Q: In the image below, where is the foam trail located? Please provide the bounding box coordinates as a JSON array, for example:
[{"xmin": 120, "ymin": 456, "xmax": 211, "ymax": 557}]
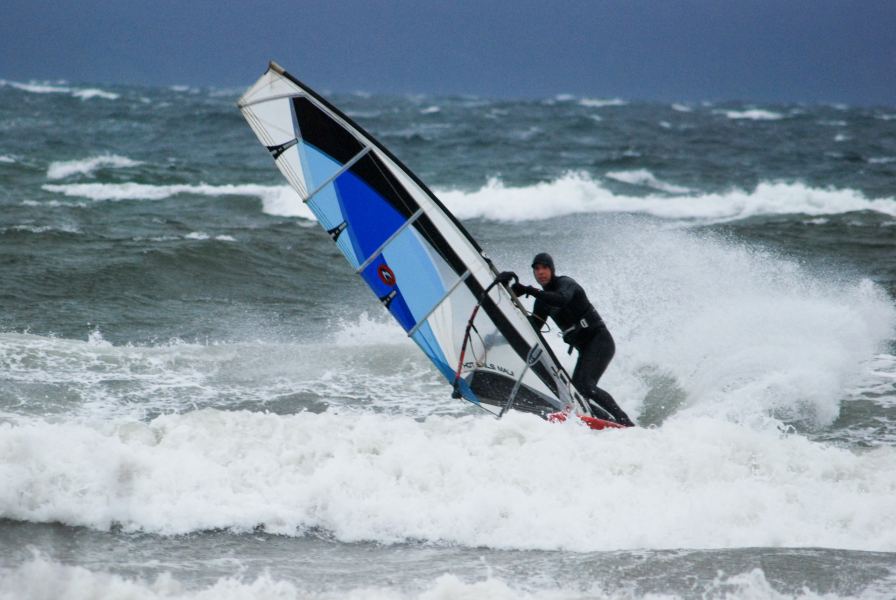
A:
[
  {"xmin": 41, "ymin": 182, "xmax": 311, "ymax": 218},
  {"xmin": 46, "ymin": 155, "xmax": 142, "ymax": 180},
  {"xmin": 0, "ymin": 556, "xmax": 852, "ymax": 600},
  {"xmin": 184, "ymin": 232, "xmax": 236, "ymax": 241}
]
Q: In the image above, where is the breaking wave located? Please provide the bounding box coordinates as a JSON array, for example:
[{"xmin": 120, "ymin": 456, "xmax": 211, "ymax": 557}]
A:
[
  {"xmin": 0, "ymin": 79, "xmax": 119, "ymax": 100},
  {"xmin": 46, "ymin": 155, "xmax": 142, "ymax": 180},
  {"xmin": 716, "ymin": 109, "xmax": 785, "ymax": 121},
  {"xmin": 40, "ymin": 182, "xmax": 311, "ymax": 218},
  {"xmin": 435, "ymin": 173, "xmax": 896, "ymax": 222},
  {"xmin": 2, "ymin": 409, "xmax": 896, "ymax": 552}
]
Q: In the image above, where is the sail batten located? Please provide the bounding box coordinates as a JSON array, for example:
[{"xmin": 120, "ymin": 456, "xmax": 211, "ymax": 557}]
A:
[{"xmin": 304, "ymin": 146, "xmax": 371, "ymax": 204}]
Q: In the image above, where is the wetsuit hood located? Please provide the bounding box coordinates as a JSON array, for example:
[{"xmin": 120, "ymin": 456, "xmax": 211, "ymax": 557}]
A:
[{"xmin": 531, "ymin": 252, "xmax": 554, "ymax": 272}]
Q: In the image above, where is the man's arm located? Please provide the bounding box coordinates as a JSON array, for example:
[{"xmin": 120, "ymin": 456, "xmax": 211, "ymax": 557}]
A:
[
  {"xmin": 528, "ymin": 277, "xmax": 578, "ymax": 308},
  {"xmin": 529, "ymin": 300, "xmax": 549, "ymax": 331}
]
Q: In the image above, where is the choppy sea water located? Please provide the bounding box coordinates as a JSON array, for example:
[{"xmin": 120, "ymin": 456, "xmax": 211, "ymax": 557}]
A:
[{"xmin": 1, "ymin": 77, "xmax": 895, "ymax": 599}]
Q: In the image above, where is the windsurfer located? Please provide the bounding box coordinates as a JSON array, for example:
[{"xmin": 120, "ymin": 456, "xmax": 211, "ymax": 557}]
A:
[{"xmin": 501, "ymin": 253, "xmax": 635, "ymax": 426}]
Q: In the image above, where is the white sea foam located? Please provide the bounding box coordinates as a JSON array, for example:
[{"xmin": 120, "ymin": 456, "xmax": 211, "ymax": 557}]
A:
[
  {"xmin": 2, "ymin": 80, "xmax": 70, "ymax": 94},
  {"xmin": 558, "ymin": 225, "xmax": 895, "ymax": 430},
  {"xmin": 0, "ymin": 155, "xmax": 15, "ymax": 164},
  {"xmin": 671, "ymin": 103, "xmax": 693, "ymax": 113},
  {"xmin": 0, "ymin": 333, "xmax": 240, "ymax": 419},
  {"xmin": 420, "ymin": 105, "xmax": 440, "ymax": 114},
  {"xmin": 849, "ymin": 354, "xmax": 896, "ymax": 404},
  {"xmin": 717, "ymin": 109, "xmax": 784, "ymax": 121},
  {"xmin": 0, "ymin": 556, "xmax": 302, "ymax": 600},
  {"xmin": 604, "ymin": 169, "xmax": 694, "ymax": 194},
  {"xmin": 71, "ymin": 88, "xmax": 120, "ymax": 101},
  {"xmin": 46, "ymin": 154, "xmax": 142, "ymax": 180},
  {"xmin": 868, "ymin": 157, "xmax": 896, "ymax": 164},
  {"xmin": 330, "ymin": 311, "xmax": 410, "ymax": 347},
  {"xmin": 35, "ymin": 174, "xmax": 896, "ymax": 228},
  {"xmin": 1, "ymin": 409, "xmax": 895, "ymax": 552},
  {"xmin": 578, "ymin": 97, "xmax": 627, "ymax": 108},
  {"xmin": 183, "ymin": 232, "xmax": 237, "ymax": 242},
  {"xmin": 6, "ymin": 224, "xmax": 80, "ymax": 235},
  {"xmin": 1, "ymin": 79, "xmax": 118, "ymax": 101},
  {"xmin": 0, "ymin": 557, "xmax": 862, "ymax": 600},
  {"xmin": 0, "ymin": 324, "xmax": 434, "ymax": 422},
  {"xmin": 435, "ymin": 173, "xmax": 896, "ymax": 222},
  {"xmin": 40, "ymin": 182, "xmax": 311, "ymax": 218},
  {"xmin": 1, "ymin": 220, "xmax": 894, "ymax": 551}
]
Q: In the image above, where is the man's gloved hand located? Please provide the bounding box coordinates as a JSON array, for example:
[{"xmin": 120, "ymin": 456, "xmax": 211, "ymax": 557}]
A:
[
  {"xmin": 511, "ymin": 282, "xmax": 537, "ymax": 297},
  {"xmin": 495, "ymin": 271, "xmax": 517, "ymax": 285}
]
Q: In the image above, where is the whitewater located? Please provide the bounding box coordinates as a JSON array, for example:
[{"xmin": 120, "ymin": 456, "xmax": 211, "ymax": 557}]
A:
[{"xmin": 1, "ymin": 79, "xmax": 896, "ymax": 598}]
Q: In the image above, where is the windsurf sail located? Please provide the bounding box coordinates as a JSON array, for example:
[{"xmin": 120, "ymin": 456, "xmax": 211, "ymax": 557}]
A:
[{"xmin": 238, "ymin": 61, "xmax": 605, "ymax": 422}]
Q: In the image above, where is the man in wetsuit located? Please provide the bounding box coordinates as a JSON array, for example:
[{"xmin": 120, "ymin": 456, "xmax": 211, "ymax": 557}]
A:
[{"xmin": 504, "ymin": 253, "xmax": 635, "ymax": 426}]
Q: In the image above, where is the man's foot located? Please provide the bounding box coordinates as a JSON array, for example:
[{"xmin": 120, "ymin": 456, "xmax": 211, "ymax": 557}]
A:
[{"xmin": 589, "ymin": 396, "xmax": 635, "ymax": 427}]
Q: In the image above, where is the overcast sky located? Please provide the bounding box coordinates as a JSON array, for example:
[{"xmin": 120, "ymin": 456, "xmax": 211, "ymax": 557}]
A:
[{"xmin": 2, "ymin": 0, "xmax": 894, "ymax": 105}]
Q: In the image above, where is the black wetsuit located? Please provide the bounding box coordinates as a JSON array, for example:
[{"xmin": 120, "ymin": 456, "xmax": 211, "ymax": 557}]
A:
[{"xmin": 529, "ymin": 275, "xmax": 634, "ymax": 426}]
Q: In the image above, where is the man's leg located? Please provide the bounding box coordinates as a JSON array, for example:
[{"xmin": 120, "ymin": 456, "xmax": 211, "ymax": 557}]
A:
[
  {"xmin": 588, "ymin": 388, "xmax": 635, "ymax": 427},
  {"xmin": 572, "ymin": 329, "xmax": 635, "ymax": 426}
]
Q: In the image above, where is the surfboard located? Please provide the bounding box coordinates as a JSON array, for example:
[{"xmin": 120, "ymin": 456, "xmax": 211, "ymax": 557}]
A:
[{"xmin": 238, "ymin": 61, "xmax": 622, "ymax": 430}]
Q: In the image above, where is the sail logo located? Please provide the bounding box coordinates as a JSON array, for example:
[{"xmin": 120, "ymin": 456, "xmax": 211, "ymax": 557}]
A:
[
  {"xmin": 377, "ymin": 264, "xmax": 396, "ymax": 286},
  {"xmin": 463, "ymin": 361, "xmax": 515, "ymax": 377}
]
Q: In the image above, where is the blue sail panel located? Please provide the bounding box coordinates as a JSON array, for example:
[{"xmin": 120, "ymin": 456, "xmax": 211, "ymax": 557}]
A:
[
  {"xmin": 358, "ymin": 256, "xmax": 416, "ymax": 331},
  {"xmin": 304, "ymin": 181, "xmax": 360, "ymax": 268},
  {"xmin": 299, "ymin": 142, "xmax": 344, "ymax": 198},
  {"xmin": 334, "ymin": 161, "xmax": 409, "ymax": 263},
  {"xmin": 381, "ymin": 229, "xmax": 446, "ymax": 318}
]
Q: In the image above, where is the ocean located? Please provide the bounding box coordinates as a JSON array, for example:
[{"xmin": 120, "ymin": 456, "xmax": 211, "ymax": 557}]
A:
[{"xmin": 1, "ymin": 76, "xmax": 895, "ymax": 599}]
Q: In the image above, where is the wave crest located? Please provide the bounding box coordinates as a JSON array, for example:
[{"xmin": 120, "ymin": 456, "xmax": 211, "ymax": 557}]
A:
[
  {"xmin": 3, "ymin": 410, "xmax": 896, "ymax": 551},
  {"xmin": 46, "ymin": 154, "xmax": 142, "ymax": 180},
  {"xmin": 435, "ymin": 173, "xmax": 896, "ymax": 222}
]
